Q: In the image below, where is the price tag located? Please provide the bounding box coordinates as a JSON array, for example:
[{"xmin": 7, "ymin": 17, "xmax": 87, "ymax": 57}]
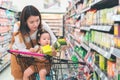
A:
[
  {"xmin": 97, "ymin": 70, "xmax": 101, "ymax": 76},
  {"xmin": 97, "ymin": 47, "xmax": 101, "ymax": 53},
  {"xmin": 100, "ymin": 73, "xmax": 103, "ymax": 77},
  {"xmin": 101, "ymin": 74, "xmax": 106, "ymax": 80},
  {"xmin": 103, "ymin": 26, "xmax": 106, "ymax": 31},
  {"xmin": 113, "ymin": 15, "xmax": 120, "ymax": 21},
  {"xmin": 107, "ymin": 26, "xmax": 110, "ymax": 31}
]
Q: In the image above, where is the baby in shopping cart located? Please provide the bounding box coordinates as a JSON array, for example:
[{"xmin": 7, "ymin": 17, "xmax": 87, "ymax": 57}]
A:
[{"xmin": 23, "ymin": 29, "xmax": 57, "ymax": 80}]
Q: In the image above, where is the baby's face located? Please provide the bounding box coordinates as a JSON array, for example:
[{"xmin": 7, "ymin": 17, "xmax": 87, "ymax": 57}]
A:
[{"xmin": 39, "ymin": 33, "xmax": 50, "ymax": 46}]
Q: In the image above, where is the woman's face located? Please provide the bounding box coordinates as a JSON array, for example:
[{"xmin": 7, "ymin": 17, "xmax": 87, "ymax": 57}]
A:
[{"xmin": 26, "ymin": 16, "xmax": 40, "ymax": 33}]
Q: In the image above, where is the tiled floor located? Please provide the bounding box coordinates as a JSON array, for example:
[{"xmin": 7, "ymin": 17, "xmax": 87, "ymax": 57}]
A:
[{"xmin": 0, "ymin": 65, "xmax": 14, "ymax": 80}]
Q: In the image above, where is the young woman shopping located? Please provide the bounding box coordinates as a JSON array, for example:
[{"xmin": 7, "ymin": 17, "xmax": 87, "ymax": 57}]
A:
[{"xmin": 10, "ymin": 5, "xmax": 57, "ymax": 80}]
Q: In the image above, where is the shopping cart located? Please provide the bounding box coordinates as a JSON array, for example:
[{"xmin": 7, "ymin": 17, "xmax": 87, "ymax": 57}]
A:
[
  {"xmin": 8, "ymin": 37, "xmax": 88, "ymax": 80},
  {"xmin": 8, "ymin": 49, "xmax": 87, "ymax": 80},
  {"xmin": 8, "ymin": 50, "xmax": 55, "ymax": 80}
]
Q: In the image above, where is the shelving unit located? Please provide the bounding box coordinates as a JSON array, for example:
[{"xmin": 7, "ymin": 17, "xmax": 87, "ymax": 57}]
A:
[
  {"xmin": 41, "ymin": 13, "xmax": 63, "ymax": 37},
  {"xmin": 63, "ymin": 0, "xmax": 120, "ymax": 80},
  {"xmin": 0, "ymin": 0, "xmax": 16, "ymax": 72}
]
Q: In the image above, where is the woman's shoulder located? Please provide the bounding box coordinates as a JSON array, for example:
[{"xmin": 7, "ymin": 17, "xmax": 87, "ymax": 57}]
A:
[
  {"xmin": 14, "ymin": 21, "xmax": 20, "ymax": 27},
  {"xmin": 13, "ymin": 21, "xmax": 20, "ymax": 33}
]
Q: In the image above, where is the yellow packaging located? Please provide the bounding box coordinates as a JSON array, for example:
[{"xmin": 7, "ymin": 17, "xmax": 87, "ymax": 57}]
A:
[
  {"xmin": 114, "ymin": 24, "xmax": 118, "ymax": 36},
  {"xmin": 99, "ymin": 55, "xmax": 105, "ymax": 71},
  {"xmin": 114, "ymin": 37, "xmax": 118, "ymax": 48},
  {"xmin": 107, "ymin": 60, "xmax": 116, "ymax": 77},
  {"xmin": 105, "ymin": 34, "xmax": 109, "ymax": 49},
  {"xmin": 41, "ymin": 45, "xmax": 52, "ymax": 56},
  {"xmin": 117, "ymin": 38, "xmax": 120, "ymax": 48}
]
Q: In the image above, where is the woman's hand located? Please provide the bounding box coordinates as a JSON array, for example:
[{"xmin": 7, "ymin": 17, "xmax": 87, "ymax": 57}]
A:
[
  {"xmin": 29, "ymin": 48, "xmax": 36, "ymax": 52},
  {"xmin": 52, "ymin": 50, "xmax": 57, "ymax": 56},
  {"xmin": 51, "ymin": 47, "xmax": 57, "ymax": 56}
]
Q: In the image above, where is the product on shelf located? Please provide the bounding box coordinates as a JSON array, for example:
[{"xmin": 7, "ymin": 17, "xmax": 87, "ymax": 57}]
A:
[
  {"xmin": 107, "ymin": 60, "xmax": 116, "ymax": 78},
  {"xmin": 84, "ymin": 51, "xmax": 94, "ymax": 66},
  {"xmin": 86, "ymin": 9, "xmax": 96, "ymax": 26},
  {"xmin": 99, "ymin": 54, "xmax": 107, "ymax": 72},
  {"xmin": 116, "ymin": 58, "xmax": 120, "ymax": 80},
  {"xmin": 114, "ymin": 23, "xmax": 120, "ymax": 49},
  {"xmin": 94, "ymin": 52, "xmax": 99, "ymax": 66},
  {"xmin": 114, "ymin": 23, "xmax": 119, "ymax": 36}
]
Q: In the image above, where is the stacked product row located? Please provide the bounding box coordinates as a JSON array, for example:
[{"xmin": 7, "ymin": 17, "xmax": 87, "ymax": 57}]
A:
[
  {"xmin": 0, "ymin": 0, "xmax": 16, "ymax": 72},
  {"xmin": 63, "ymin": 0, "xmax": 120, "ymax": 80}
]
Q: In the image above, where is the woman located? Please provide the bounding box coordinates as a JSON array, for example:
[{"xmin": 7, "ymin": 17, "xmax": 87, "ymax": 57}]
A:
[{"xmin": 10, "ymin": 5, "xmax": 57, "ymax": 80}]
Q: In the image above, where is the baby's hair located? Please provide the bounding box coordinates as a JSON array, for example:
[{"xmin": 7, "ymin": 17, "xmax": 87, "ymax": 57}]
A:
[{"xmin": 36, "ymin": 29, "xmax": 50, "ymax": 45}]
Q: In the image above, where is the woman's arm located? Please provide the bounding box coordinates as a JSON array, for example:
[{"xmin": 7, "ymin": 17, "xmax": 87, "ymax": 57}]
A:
[
  {"xmin": 10, "ymin": 21, "xmax": 30, "ymax": 52},
  {"xmin": 13, "ymin": 35, "xmax": 29, "ymax": 52},
  {"xmin": 51, "ymin": 47, "xmax": 57, "ymax": 56},
  {"xmin": 42, "ymin": 21, "xmax": 57, "ymax": 45},
  {"xmin": 9, "ymin": 21, "xmax": 20, "ymax": 49}
]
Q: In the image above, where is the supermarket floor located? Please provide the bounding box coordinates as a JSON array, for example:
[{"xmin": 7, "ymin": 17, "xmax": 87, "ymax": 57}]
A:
[{"xmin": 0, "ymin": 65, "xmax": 14, "ymax": 80}]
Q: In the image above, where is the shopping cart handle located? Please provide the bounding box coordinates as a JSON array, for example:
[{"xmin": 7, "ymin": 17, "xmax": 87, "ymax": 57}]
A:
[{"xmin": 7, "ymin": 50, "xmax": 45, "ymax": 57}]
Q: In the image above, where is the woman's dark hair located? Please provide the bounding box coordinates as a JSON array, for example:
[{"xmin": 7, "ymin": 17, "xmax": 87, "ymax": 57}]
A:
[
  {"xmin": 19, "ymin": 5, "xmax": 42, "ymax": 35},
  {"xmin": 15, "ymin": 12, "xmax": 21, "ymax": 21},
  {"xmin": 36, "ymin": 29, "xmax": 51, "ymax": 45}
]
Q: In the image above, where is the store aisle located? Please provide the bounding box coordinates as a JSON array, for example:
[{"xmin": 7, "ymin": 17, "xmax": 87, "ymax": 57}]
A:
[{"xmin": 0, "ymin": 65, "xmax": 14, "ymax": 80}]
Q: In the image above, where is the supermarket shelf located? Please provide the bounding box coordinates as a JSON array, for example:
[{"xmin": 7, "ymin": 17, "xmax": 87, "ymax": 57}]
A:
[
  {"xmin": 90, "ymin": 25, "xmax": 112, "ymax": 32},
  {"xmin": 0, "ymin": 32, "xmax": 10, "ymax": 36},
  {"xmin": 91, "ymin": 0, "xmax": 118, "ymax": 10},
  {"xmin": 65, "ymin": 5, "xmax": 75, "ymax": 15},
  {"xmin": 93, "ymin": 64, "xmax": 108, "ymax": 80},
  {"xmin": 68, "ymin": 13, "xmax": 76, "ymax": 18},
  {"xmin": 69, "ymin": 33, "xmax": 75, "ymax": 39},
  {"xmin": 90, "ymin": 0, "xmax": 102, "ymax": 6},
  {"xmin": 81, "ymin": 43, "xmax": 90, "ymax": 51},
  {"xmin": 0, "ymin": 60, "xmax": 10, "ymax": 72},
  {"xmin": 74, "ymin": 41, "xmax": 81, "ymax": 47},
  {"xmin": 112, "ymin": 47, "xmax": 120, "ymax": 58},
  {"xmin": 65, "ymin": 24, "xmax": 76, "ymax": 27},
  {"xmin": 74, "ymin": 52, "xmax": 84, "ymax": 62},
  {"xmin": 0, "ymin": 16, "xmax": 13, "ymax": 19},
  {"xmin": 75, "ymin": 14, "xmax": 81, "ymax": 20},
  {"xmin": 0, "ymin": 52, "xmax": 8, "ymax": 59},
  {"xmin": 80, "ymin": 6, "xmax": 90, "ymax": 13},
  {"xmin": 0, "ymin": 6, "xmax": 16, "ymax": 12},
  {"xmin": 89, "ymin": 43, "xmax": 111, "ymax": 59},
  {"xmin": 0, "ymin": 39, "xmax": 10, "ymax": 45},
  {"xmin": 0, "ymin": 24, "xmax": 12, "ymax": 26},
  {"xmin": 112, "ymin": 15, "xmax": 120, "ymax": 22},
  {"xmin": 80, "ymin": 0, "xmax": 118, "ymax": 14},
  {"xmin": 66, "ymin": 38, "xmax": 74, "ymax": 50},
  {"xmin": 80, "ymin": 26, "xmax": 90, "ymax": 31}
]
